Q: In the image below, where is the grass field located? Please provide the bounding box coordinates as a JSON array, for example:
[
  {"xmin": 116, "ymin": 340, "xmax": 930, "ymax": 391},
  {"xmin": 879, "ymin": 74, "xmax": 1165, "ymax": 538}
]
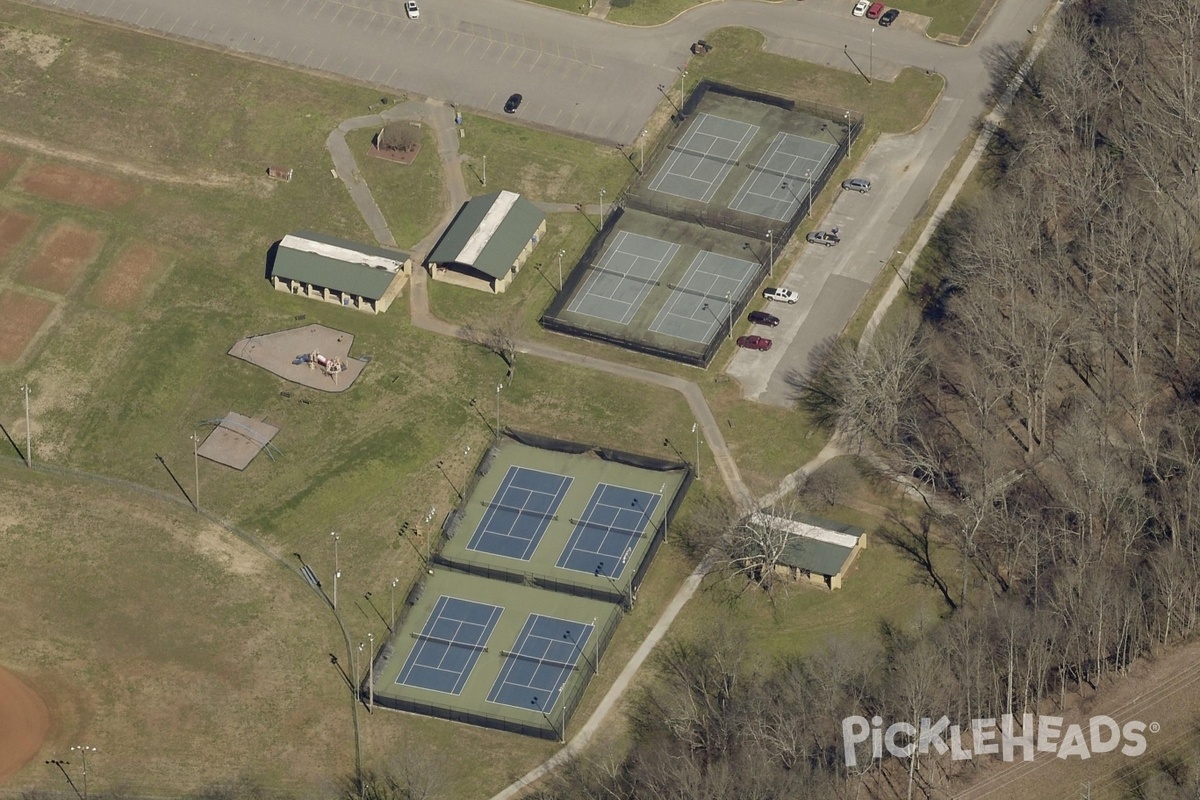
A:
[
  {"xmin": 0, "ymin": 1, "xmax": 952, "ymax": 795},
  {"xmin": 457, "ymin": 114, "xmax": 635, "ymax": 204},
  {"xmin": 345, "ymin": 126, "xmax": 446, "ymax": 251}
]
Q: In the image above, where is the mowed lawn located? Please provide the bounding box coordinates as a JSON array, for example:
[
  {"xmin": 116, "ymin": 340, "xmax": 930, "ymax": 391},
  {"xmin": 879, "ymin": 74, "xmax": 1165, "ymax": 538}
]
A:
[
  {"xmin": 0, "ymin": 2, "xmax": 953, "ymax": 796},
  {"xmin": 0, "ymin": 4, "xmax": 694, "ymax": 799}
]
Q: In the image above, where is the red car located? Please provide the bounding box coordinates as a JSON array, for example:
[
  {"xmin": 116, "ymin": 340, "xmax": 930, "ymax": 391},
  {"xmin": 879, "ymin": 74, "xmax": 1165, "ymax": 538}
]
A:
[
  {"xmin": 736, "ymin": 335, "xmax": 773, "ymax": 351},
  {"xmin": 866, "ymin": 1, "xmax": 885, "ymax": 18}
]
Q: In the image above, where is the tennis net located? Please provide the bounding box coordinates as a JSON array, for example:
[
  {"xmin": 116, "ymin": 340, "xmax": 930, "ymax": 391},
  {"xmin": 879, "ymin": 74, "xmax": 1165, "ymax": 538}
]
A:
[
  {"xmin": 749, "ymin": 161, "xmax": 816, "ymax": 184},
  {"xmin": 500, "ymin": 649, "xmax": 579, "ymax": 672},
  {"xmin": 480, "ymin": 499, "xmax": 558, "ymax": 521},
  {"xmin": 411, "ymin": 631, "xmax": 488, "ymax": 652},
  {"xmin": 667, "ymin": 144, "xmax": 741, "ymax": 167}
]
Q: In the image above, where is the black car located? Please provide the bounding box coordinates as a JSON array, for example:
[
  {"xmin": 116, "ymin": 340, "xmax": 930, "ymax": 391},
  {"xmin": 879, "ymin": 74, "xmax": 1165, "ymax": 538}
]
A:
[
  {"xmin": 504, "ymin": 93, "xmax": 523, "ymax": 113},
  {"xmin": 879, "ymin": 8, "xmax": 900, "ymax": 25},
  {"xmin": 748, "ymin": 311, "xmax": 781, "ymax": 327}
]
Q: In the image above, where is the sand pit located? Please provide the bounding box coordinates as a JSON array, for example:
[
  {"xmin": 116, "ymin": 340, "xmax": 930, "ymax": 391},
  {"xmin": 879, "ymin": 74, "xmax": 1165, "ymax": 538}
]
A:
[
  {"xmin": 18, "ymin": 222, "xmax": 105, "ymax": 294},
  {"xmin": 90, "ymin": 242, "xmax": 168, "ymax": 310},
  {"xmin": 228, "ymin": 324, "xmax": 367, "ymax": 392},
  {"xmin": 0, "ymin": 208, "xmax": 37, "ymax": 266},
  {"xmin": 0, "ymin": 665, "xmax": 50, "ymax": 782},
  {"xmin": 197, "ymin": 412, "xmax": 281, "ymax": 471},
  {"xmin": 17, "ymin": 162, "xmax": 139, "ymax": 211},
  {"xmin": 0, "ymin": 290, "xmax": 55, "ymax": 364}
]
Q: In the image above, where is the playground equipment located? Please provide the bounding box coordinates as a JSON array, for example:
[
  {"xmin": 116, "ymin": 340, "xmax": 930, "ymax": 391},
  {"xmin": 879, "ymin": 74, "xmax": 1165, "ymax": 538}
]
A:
[{"xmin": 294, "ymin": 350, "xmax": 347, "ymax": 383}]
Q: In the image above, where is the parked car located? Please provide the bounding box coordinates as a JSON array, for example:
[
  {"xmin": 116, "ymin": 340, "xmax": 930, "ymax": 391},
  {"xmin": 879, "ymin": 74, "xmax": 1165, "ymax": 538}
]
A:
[
  {"xmin": 736, "ymin": 335, "xmax": 773, "ymax": 351},
  {"xmin": 866, "ymin": 2, "xmax": 885, "ymax": 19},
  {"xmin": 504, "ymin": 93, "xmax": 523, "ymax": 113},
  {"xmin": 879, "ymin": 8, "xmax": 900, "ymax": 25},
  {"xmin": 852, "ymin": 0, "xmax": 870, "ymax": 16},
  {"xmin": 748, "ymin": 310, "xmax": 781, "ymax": 327},
  {"xmin": 762, "ymin": 287, "xmax": 799, "ymax": 304},
  {"xmin": 842, "ymin": 177, "xmax": 872, "ymax": 193},
  {"xmin": 404, "ymin": 0, "xmax": 419, "ymax": 19},
  {"xmin": 806, "ymin": 230, "xmax": 841, "ymax": 247}
]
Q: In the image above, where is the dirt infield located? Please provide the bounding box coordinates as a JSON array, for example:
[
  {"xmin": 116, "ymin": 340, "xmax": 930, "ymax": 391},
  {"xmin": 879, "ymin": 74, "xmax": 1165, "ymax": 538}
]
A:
[
  {"xmin": 18, "ymin": 222, "xmax": 106, "ymax": 295},
  {"xmin": 0, "ymin": 665, "xmax": 50, "ymax": 782},
  {"xmin": 0, "ymin": 209, "xmax": 37, "ymax": 266},
  {"xmin": 17, "ymin": 162, "xmax": 140, "ymax": 211},
  {"xmin": 197, "ymin": 412, "xmax": 282, "ymax": 470},
  {"xmin": 0, "ymin": 150, "xmax": 24, "ymax": 186},
  {"xmin": 0, "ymin": 290, "xmax": 55, "ymax": 364},
  {"xmin": 90, "ymin": 242, "xmax": 168, "ymax": 310},
  {"xmin": 228, "ymin": 325, "xmax": 366, "ymax": 392}
]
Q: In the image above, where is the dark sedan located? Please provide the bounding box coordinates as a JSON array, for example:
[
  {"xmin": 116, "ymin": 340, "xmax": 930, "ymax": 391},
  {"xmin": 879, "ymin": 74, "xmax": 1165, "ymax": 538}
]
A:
[
  {"xmin": 748, "ymin": 311, "xmax": 781, "ymax": 327},
  {"xmin": 879, "ymin": 8, "xmax": 900, "ymax": 25},
  {"xmin": 504, "ymin": 93, "xmax": 523, "ymax": 113}
]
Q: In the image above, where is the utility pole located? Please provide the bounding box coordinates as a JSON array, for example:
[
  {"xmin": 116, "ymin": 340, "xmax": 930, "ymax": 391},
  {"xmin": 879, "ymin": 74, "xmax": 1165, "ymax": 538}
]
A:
[
  {"xmin": 482, "ymin": 154, "xmax": 487, "ymax": 188},
  {"xmin": 331, "ymin": 531, "xmax": 340, "ymax": 609},
  {"xmin": 767, "ymin": 230, "xmax": 773, "ymax": 277},
  {"xmin": 20, "ymin": 383, "xmax": 31, "ymax": 468},
  {"xmin": 679, "ymin": 69, "xmax": 688, "ymax": 109},
  {"xmin": 495, "ymin": 383, "xmax": 503, "ymax": 432},
  {"xmin": 366, "ymin": 632, "xmax": 375, "ymax": 711},
  {"xmin": 640, "ymin": 129, "xmax": 647, "ymax": 173},
  {"xmin": 191, "ymin": 431, "xmax": 201, "ymax": 511},
  {"xmin": 599, "ymin": 188, "xmax": 606, "ymax": 229},
  {"xmin": 725, "ymin": 291, "xmax": 732, "ymax": 340},
  {"xmin": 390, "ymin": 577, "xmax": 399, "ymax": 632},
  {"xmin": 692, "ymin": 422, "xmax": 701, "ymax": 478},
  {"xmin": 557, "ymin": 249, "xmax": 565, "ymax": 291}
]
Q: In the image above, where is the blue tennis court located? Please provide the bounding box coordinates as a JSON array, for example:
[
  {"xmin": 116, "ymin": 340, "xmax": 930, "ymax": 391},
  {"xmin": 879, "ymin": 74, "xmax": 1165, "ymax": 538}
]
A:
[
  {"xmin": 487, "ymin": 614, "xmax": 595, "ymax": 712},
  {"xmin": 557, "ymin": 484, "xmax": 662, "ymax": 578},
  {"xmin": 467, "ymin": 466, "xmax": 573, "ymax": 561},
  {"xmin": 396, "ymin": 596, "xmax": 503, "ymax": 695}
]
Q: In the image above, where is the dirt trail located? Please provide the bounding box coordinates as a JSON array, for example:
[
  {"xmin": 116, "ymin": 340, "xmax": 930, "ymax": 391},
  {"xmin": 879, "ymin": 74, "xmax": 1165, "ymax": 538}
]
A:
[
  {"xmin": 0, "ymin": 665, "xmax": 51, "ymax": 782},
  {"xmin": 0, "ymin": 131, "xmax": 270, "ymax": 193}
]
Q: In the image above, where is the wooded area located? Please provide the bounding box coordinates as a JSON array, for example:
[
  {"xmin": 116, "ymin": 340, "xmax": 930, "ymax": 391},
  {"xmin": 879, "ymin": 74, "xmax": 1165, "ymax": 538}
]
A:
[{"xmin": 529, "ymin": 0, "xmax": 1200, "ymax": 797}]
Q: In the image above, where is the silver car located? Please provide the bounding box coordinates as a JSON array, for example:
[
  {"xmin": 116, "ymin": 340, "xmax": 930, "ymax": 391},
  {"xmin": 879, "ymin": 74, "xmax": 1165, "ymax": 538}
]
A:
[{"xmin": 842, "ymin": 178, "xmax": 871, "ymax": 193}]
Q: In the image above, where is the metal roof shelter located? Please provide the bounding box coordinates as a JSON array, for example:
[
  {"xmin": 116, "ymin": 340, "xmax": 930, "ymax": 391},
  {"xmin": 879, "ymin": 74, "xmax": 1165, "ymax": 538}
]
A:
[
  {"xmin": 750, "ymin": 512, "xmax": 866, "ymax": 590},
  {"xmin": 270, "ymin": 231, "xmax": 412, "ymax": 313},
  {"xmin": 427, "ymin": 191, "xmax": 547, "ymax": 294}
]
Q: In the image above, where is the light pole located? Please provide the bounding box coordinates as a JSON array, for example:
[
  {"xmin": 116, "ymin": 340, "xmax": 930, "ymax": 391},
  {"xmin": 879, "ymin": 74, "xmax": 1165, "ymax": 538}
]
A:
[
  {"xmin": 845, "ymin": 110, "xmax": 853, "ymax": 151},
  {"xmin": 767, "ymin": 230, "xmax": 773, "ymax": 278},
  {"xmin": 532, "ymin": 688, "xmax": 565, "ymax": 743},
  {"xmin": 70, "ymin": 746, "xmax": 96, "ymax": 800},
  {"xmin": 557, "ymin": 249, "xmax": 565, "ymax": 291},
  {"xmin": 725, "ymin": 291, "xmax": 732, "ymax": 340},
  {"xmin": 331, "ymin": 531, "xmax": 340, "ymax": 609},
  {"xmin": 692, "ymin": 422, "xmax": 701, "ymax": 478},
  {"xmin": 599, "ymin": 188, "xmax": 606, "ymax": 229},
  {"xmin": 563, "ymin": 627, "xmax": 598, "ymax": 675},
  {"xmin": 191, "ymin": 431, "xmax": 201, "ymax": 511},
  {"xmin": 482, "ymin": 154, "xmax": 487, "ymax": 188},
  {"xmin": 679, "ymin": 69, "xmax": 688, "ymax": 109},
  {"xmin": 353, "ymin": 642, "xmax": 362, "ymax": 703},
  {"xmin": 805, "ymin": 170, "xmax": 813, "ymax": 218},
  {"xmin": 390, "ymin": 577, "xmax": 399, "ymax": 631},
  {"xmin": 639, "ymin": 129, "xmax": 647, "ymax": 173},
  {"xmin": 870, "ymin": 27, "xmax": 874, "ymax": 82},
  {"xmin": 20, "ymin": 383, "xmax": 31, "ymax": 468},
  {"xmin": 366, "ymin": 633, "xmax": 375, "ymax": 711},
  {"xmin": 495, "ymin": 383, "xmax": 502, "ymax": 432}
]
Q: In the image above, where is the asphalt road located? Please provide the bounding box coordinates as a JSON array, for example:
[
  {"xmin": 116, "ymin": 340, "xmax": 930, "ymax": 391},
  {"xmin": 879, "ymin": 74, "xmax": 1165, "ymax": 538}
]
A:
[{"xmin": 29, "ymin": 0, "xmax": 1054, "ymax": 404}]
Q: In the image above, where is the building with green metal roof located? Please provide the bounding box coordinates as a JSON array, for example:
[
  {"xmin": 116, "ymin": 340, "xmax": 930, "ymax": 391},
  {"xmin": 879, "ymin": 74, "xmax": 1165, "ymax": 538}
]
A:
[
  {"xmin": 750, "ymin": 511, "xmax": 866, "ymax": 590},
  {"xmin": 426, "ymin": 190, "xmax": 546, "ymax": 294},
  {"xmin": 270, "ymin": 231, "xmax": 412, "ymax": 314}
]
